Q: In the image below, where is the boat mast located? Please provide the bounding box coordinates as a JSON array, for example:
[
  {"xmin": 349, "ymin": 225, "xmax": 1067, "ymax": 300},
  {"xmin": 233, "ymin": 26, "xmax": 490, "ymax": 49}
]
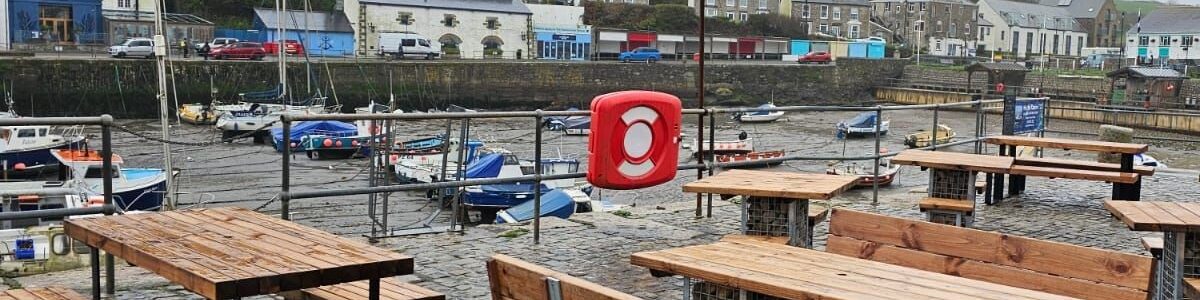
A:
[
  {"xmin": 277, "ymin": 0, "xmax": 288, "ymax": 104},
  {"xmin": 153, "ymin": 0, "xmax": 174, "ymax": 210}
]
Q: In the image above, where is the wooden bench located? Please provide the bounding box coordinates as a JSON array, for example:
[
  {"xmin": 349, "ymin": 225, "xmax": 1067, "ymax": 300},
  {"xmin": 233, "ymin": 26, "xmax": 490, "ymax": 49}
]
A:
[
  {"xmin": 918, "ymin": 197, "xmax": 975, "ymax": 226},
  {"xmin": 1007, "ymin": 165, "xmax": 1140, "ymax": 184},
  {"xmin": 1186, "ymin": 278, "xmax": 1200, "ymax": 299},
  {"xmin": 1141, "ymin": 236, "xmax": 1163, "ymax": 258},
  {"xmin": 281, "ymin": 278, "xmax": 444, "ymax": 300},
  {"xmin": 1015, "ymin": 157, "xmax": 1155, "ymax": 176},
  {"xmin": 826, "ymin": 209, "xmax": 1154, "ymax": 300},
  {"xmin": 487, "ymin": 254, "xmax": 640, "ymax": 300},
  {"xmin": 0, "ymin": 287, "xmax": 86, "ymax": 300}
]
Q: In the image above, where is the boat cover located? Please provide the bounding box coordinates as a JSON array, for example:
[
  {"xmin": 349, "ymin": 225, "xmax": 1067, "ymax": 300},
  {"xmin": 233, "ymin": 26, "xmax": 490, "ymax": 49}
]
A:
[
  {"xmin": 481, "ymin": 183, "xmax": 551, "ymax": 194},
  {"xmin": 464, "ymin": 153, "xmax": 504, "ymax": 179},
  {"xmin": 842, "ymin": 112, "xmax": 880, "ymax": 128},
  {"xmin": 749, "ymin": 103, "xmax": 777, "ymax": 116},
  {"xmin": 560, "ymin": 116, "xmax": 591, "ymax": 130},
  {"xmin": 495, "ymin": 189, "xmax": 575, "ymax": 224},
  {"xmin": 271, "ymin": 121, "xmax": 357, "ymax": 142}
]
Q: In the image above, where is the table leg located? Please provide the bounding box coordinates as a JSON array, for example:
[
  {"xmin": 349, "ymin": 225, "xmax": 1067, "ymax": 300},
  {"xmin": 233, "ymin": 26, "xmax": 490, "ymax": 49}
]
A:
[
  {"xmin": 984, "ymin": 173, "xmax": 994, "ymax": 205},
  {"xmin": 681, "ymin": 277, "xmax": 692, "ymax": 300},
  {"xmin": 90, "ymin": 247, "xmax": 99, "ymax": 300},
  {"xmin": 368, "ymin": 277, "xmax": 380, "ymax": 300},
  {"xmin": 742, "ymin": 197, "xmax": 809, "ymax": 248},
  {"xmin": 1113, "ymin": 154, "xmax": 1140, "ymax": 201},
  {"xmin": 105, "ymin": 253, "xmax": 114, "ymax": 295},
  {"xmin": 991, "ymin": 146, "xmax": 1007, "ymax": 204}
]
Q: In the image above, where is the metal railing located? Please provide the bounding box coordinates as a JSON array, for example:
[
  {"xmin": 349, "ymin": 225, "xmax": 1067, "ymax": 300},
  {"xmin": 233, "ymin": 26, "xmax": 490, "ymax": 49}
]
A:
[{"xmin": 277, "ymin": 99, "xmax": 1003, "ymax": 243}]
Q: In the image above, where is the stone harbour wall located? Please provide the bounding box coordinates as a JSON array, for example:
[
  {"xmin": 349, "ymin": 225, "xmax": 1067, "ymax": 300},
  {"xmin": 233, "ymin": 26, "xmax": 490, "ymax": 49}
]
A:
[{"xmin": 0, "ymin": 59, "xmax": 909, "ymax": 118}]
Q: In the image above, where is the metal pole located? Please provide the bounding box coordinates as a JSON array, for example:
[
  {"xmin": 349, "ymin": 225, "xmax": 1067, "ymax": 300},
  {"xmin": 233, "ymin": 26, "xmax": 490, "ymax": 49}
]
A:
[
  {"xmin": 872, "ymin": 106, "xmax": 882, "ymax": 204},
  {"xmin": 976, "ymin": 100, "xmax": 984, "ymax": 154},
  {"xmin": 101, "ymin": 123, "xmax": 114, "ymax": 296},
  {"xmin": 90, "ymin": 247, "xmax": 99, "ymax": 300},
  {"xmin": 534, "ymin": 111, "xmax": 543, "ymax": 244},
  {"xmin": 695, "ymin": 0, "xmax": 706, "ymax": 218},
  {"xmin": 281, "ymin": 120, "xmax": 291, "ymax": 220},
  {"xmin": 152, "ymin": 0, "xmax": 173, "ymax": 210},
  {"xmin": 450, "ymin": 120, "xmax": 469, "ymax": 232},
  {"xmin": 707, "ymin": 111, "xmax": 715, "ymax": 218},
  {"xmin": 931, "ymin": 105, "xmax": 939, "ymax": 151}
]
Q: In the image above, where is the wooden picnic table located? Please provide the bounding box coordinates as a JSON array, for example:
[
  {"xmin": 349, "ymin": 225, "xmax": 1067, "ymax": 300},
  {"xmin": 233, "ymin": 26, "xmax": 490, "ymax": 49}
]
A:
[
  {"xmin": 986, "ymin": 136, "xmax": 1150, "ymax": 202},
  {"xmin": 631, "ymin": 236, "xmax": 1079, "ymax": 300},
  {"xmin": 683, "ymin": 170, "xmax": 858, "ymax": 247},
  {"xmin": 1104, "ymin": 200, "xmax": 1200, "ymax": 299},
  {"xmin": 64, "ymin": 207, "xmax": 413, "ymax": 300}
]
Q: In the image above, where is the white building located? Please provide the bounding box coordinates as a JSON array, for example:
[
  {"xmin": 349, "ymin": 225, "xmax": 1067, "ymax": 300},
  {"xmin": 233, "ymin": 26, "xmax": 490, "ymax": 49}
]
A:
[
  {"xmin": 1, "ymin": 0, "xmax": 9, "ymax": 50},
  {"xmin": 977, "ymin": 0, "xmax": 1088, "ymax": 58},
  {"xmin": 345, "ymin": 0, "xmax": 533, "ymax": 59},
  {"xmin": 1124, "ymin": 7, "xmax": 1200, "ymax": 62},
  {"xmin": 527, "ymin": 3, "xmax": 591, "ymax": 60},
  {"xmin": 102, "ymin": 0, "xmax": 156, "ymax": 13}
]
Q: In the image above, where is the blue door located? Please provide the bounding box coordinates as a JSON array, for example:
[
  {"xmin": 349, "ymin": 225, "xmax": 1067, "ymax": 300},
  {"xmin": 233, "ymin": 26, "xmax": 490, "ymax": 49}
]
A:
[{"xmin": 1159, "ymin": 48, "xmax": 1170, "ymax": 61}]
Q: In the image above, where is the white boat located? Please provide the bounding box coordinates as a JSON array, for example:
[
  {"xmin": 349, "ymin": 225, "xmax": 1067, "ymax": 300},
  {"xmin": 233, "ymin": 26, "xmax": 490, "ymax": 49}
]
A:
[
  {"xmin": 1135, "ymin": 153, "xmax": 1166, "ymax": 168},
  {"xmin": 0, "ymin": 125, "xmax": 86, "ymax": 175},
  {"xmin": 734, "ymin": 103, "xmax": 786, "ymax": 123},
  {"xmin": 836, "ymin": 112, "xmax": 890, "ymax": 138},
  {"xmin": 214, "ymin": 102, "xmax": 332, "ymax": 142},
  {"xmin": 690, "ymin": 137, "xmax": 754, "ymax": 158},
  {"xmin": 52, "ymin": 149, "xmax": 170, "ymax": 212},
  {"xmin": 826, "ymin": 153, "xmax": 901, "ymax": 187}
]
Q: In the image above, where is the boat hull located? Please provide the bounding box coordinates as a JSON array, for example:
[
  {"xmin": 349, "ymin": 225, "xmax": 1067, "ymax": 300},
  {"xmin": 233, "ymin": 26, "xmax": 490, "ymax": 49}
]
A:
[
  {"xmin": 737, "ymin": 112, "xmax": 785, "ymax": 123},
  {"xmin": 826, "ymin": 166, "xmax": 900, "ymax": 188},
  {"xmin": 111, "ymin": 177, "xmax": 167, "ymax": 211},
  {"xmin": 714, "ymin": 150, "xmax": 786, "ymax": 168},
  {"xmin": 1, "ymin": 138, "xmax": 85, "ymax": 176}
]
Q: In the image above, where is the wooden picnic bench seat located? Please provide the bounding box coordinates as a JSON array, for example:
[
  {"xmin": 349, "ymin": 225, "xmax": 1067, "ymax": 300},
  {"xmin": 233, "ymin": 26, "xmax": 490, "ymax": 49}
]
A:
[
  {"xmin": 1141, "ymin": 236, "xmax": 1163, "ymax": 257},
  {"xmin": 1008, "ymin": 165, "xmax": 1140, "ymax": 184},
  {"xmin": 985, "ymin": 136, "xmax": 1149, "ymax": 154},
  {"xmin": 826, "ymin": 209, "xmax": 1154, "ymax": 300},
  {"xmin": 0, "ymin": 287, "xmax": 86, "ymax": 300},
  {"xmin": 918, "ymin": 197, "xmax": 975, "ymax": 227},
  {"xmin": 487, "ymin": 254, "xmax": 640, "ymax": 300},
  {"xmin": 1185, "ymin": 278, "xmax": 1200, "ymax": 299},
  {"xmin": 1014, "ymin": 157, "xmax": 1155, "ymax": 176},
  {"xmin": 918, "ymin": 197, "xmax": 975, "ymax": 212},
  {"xmin": 280, "ymin": 278, "xmax": 444, "ymax": 300}
]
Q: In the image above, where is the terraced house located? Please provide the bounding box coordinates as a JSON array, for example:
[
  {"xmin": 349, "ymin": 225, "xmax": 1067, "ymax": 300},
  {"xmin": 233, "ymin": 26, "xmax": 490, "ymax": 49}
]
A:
[
  {"xmin": 791, "ymin": 0, "xmax": 870, "ymax": 39},
  {"xmin": 869, "ymin": 0, "xmax": 979, "ymax": 56},
  {"xmin": 696, "ymin": 0, "xmax": 781, "ymax": 22},
  {"xmin": 1037, "ymin": 0, "xmax": 1122, "ymax": 48},
  {"xmin": 977, "ymin": 0, "xmax": 1088, "ymax": 58},
  {"xmin": 1123, "ymin": 7, "xmax": 1200, "ymax": 62},
  {"xmin": 346, "ymin": 0, "xmax": 533, "ymax": 59}
]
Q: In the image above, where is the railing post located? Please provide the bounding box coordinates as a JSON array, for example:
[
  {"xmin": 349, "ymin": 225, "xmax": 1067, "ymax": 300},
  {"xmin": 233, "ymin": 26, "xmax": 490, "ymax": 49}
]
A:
[
  {"xmin": 534, "ymin": 111, "xmax": 543, "ymax": 244},
  {"xmin": 872, "ymin": 106, "xmax": 882, "ymax": 205},
  {"xmin": 101, "ymin": 118, "xmax": 114, "ymax": 296},
  {"xmin": 707, "ymin": 110, "xmax": 715, "ymax": 218},
  {"xmin": 281, "ymin": 118, "xmax": 291, "ymax": 220},
  {"xmin": 931, "ymin": 105, "xmax": 940, "ymax": 151}
]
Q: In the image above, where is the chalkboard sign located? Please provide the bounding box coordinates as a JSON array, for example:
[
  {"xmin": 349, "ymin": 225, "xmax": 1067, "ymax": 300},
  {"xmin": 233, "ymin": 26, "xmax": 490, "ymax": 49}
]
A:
[{"xmin": 1003, "ymin": 96, "xmax": 1046, "ymax": 135}]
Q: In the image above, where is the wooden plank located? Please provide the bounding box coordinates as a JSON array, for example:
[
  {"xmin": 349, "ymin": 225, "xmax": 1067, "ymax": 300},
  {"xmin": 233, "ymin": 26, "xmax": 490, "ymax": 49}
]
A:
[
  {"xmin": 918, "ymin": 197, "xmax": 975, "ymax": 212},
  {"xmin": 42, "ymin": 287, "xmax": 85, "ymax": 300},
  {"xmin": 1140, "ymin": 237, "xmax": 1163, "ymax": 257},
  {"xmin": 1014, "ymin": 157, "xmax": 1155, "ymax": 176},
  {"xmin": 720, "ymin": 234, "xmax": 790, "ymax": 244},
  {"xmin": 633, "ymin": 250, "xmax": 896, "ymax": 299},
  {"xmin": 682, "ymin": 170, "xmax": 860, "ymax": 200},
  {"xmin": 984, "ymin": 136, "xmax": 1149, "ymax": 154},
  {"xmin": 1104, "ymin": 200, "xmax": 1200, "ymax": 232},
  {"xmin": 115, "ymin": 213, "xmax": 267, "ymax": 297},
  {"xmin": 891, "ymin": 150, "xmax": 1014, "ymax": 174},
  {"xmin": 825, "ymin": 235, "xmax": 1148, "ymax": 300},
  {"xmin": 488, "ymin": 254, "xmax": 640, "ymax": 300},
  {"xmin": 828, "ymin": 209, "xmax": 1154, "ymax": 290},
  {"xmin": 1186, "ymin": 278, "xmax": 1200, "ymax": 298},
  {"xmin": 1007, "ymin": 165, "xmax": 1139, "ymax": 184}
]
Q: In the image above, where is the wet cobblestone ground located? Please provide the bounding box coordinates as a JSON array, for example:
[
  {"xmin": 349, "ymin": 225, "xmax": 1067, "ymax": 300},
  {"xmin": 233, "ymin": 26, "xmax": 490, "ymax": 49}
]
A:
[{"xmin": 7, "ymin": 108, "xmax": 1200, "ymax": 299}]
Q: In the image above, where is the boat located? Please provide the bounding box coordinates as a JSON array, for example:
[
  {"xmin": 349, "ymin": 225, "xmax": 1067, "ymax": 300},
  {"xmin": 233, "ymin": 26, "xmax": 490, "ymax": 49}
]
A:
[
  {"xmin": 393, "ymin": 141, "xmax": 488, "ymax": 183},
  {"xmin": 545, "ymin": 108, "xmax": 590, "ymax": 135},
  {"xmin": 733, "ymin": 103, "xmax": 785, "ymax": 123},
  {"xmin": 826, "ymin": 151, "xmax": 901, "ymax": 187},
  {"xmin": 903, "ymin": 124, "xmax": 956, "ymax": 148},
  {"xmin": 836, "ymin": 112, "xmax": 890, "ymax": 138},
  {"xmin": 51, "ymin": 149, "xmax": 170, "ymax": 211},
  {"xmin": 214, "ymin": 100, "xmax": 332, "ymax": 143},
  {"xmin": 714, "ymin": 150, "xmax": 786, "ymax": 168},
  {"xmin": 178, "ymin": 103, "xmax": 217, "ymax": 125},
  {"xmin": 269, "ymin": 120, "xmax": 358, "ymax": 153},
  {"xmin": 494, "ymin": 189, "xmax": 579, "ymax": 224},
  {"xmin": 446, "ymin": 104, "xmax": 478, "ymax": 113},
  {"xmin": 1135, "ymin": 153, "xmax": 1166, "ymax": 168},
  {"xmin": 0, "ymin": 126, "xmax": 86, "ymax": 176},
  {"xmin": 690, "ymin": 134, "xmax": 754, "ymax": 158}
]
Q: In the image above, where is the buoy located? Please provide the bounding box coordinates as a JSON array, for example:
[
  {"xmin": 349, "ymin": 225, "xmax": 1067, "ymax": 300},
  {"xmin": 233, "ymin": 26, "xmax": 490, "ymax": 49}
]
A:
[
  {"xmin": 335, "ymin": 140, "xmax": 344, "ymax": 147},
  {"xmin": 290, "ymin": 142, "xmax": 298, "ymax": 148},
  {"xmin": 87, "ymin": 196, "xmax": 104, "ymax": 207},
  {"xmin": 352, "ymin": 140, "xmax": 360, "ymax": 147},
  {"xmin": 323, "ymin": 139, "xmax": 333, "ymax": 147},
  {"xmin": 13, "ymin": 163, "xmax": 25, "ymax": 171}
]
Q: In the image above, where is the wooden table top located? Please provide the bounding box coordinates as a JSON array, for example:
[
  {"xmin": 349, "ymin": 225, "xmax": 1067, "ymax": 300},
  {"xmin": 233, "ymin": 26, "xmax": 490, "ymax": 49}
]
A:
[
  {"xmin": 63, "ymin": 207, "xmax": 413, "ymax": 300},
  {"xmin": 631, "ymin": 237, "xmax": 1078, "ymax": 300},
  {"xmin": 985, "ymin": 136, "xmax": 1149, "ymax": 154},
  {"xmin": 0, "ymin": 287, "xmax": 86, "ymax": 300},
  {"xmin": 1105, "ymin": 200, "xmax": 1200, "ymax": 233},
  {"xmin": 682, "ymin": 170, "xmax": 860, "ymax": 200},
  {"xmin": 891, "ymin": 150, "xmax": 1014, "ymax": 174}
]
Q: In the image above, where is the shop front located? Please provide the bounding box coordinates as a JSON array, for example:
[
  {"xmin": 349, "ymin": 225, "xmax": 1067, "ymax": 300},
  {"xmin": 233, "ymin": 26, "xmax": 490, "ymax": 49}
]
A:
[{"xmin": 535, "ymin": 27, "xmax": 590, "ymax": 60}]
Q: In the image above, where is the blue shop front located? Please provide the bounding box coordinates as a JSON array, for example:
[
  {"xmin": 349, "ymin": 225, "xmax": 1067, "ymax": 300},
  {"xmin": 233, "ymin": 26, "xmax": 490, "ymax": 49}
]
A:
[
  {"xmin": 8, "ymin": 0, "xmax": 103, "ymax": 45},
  {"xmin": 535, "ymin": 27, "xmax": 590, "ymax": 60}
]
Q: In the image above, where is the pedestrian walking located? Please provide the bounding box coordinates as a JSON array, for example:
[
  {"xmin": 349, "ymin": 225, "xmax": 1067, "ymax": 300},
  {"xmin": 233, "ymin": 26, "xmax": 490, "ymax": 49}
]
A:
[
  {"xmin": 181, "ymin": 38, "xmax": 190, "ymax": 58},
  {"xmin": 201, "ymin": 42, "xmax": 210, "ymax": 61}
]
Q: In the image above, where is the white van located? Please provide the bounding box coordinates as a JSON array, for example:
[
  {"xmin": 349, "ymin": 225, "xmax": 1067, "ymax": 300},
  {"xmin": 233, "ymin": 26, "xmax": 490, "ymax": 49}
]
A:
[{"xmin": 378, "ymin": 32, "xmax": 439, "ymax": 60}]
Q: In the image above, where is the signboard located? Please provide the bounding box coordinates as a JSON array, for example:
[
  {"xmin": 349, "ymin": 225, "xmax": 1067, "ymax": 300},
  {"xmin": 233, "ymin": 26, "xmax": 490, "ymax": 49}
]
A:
[
  {"xmin": 1003, "ymin": 96, "xmax": 1047, "ymax": 135},
  {"xmin": 552, "ymin": 34, "xmax": 576, "ymax": 41}
]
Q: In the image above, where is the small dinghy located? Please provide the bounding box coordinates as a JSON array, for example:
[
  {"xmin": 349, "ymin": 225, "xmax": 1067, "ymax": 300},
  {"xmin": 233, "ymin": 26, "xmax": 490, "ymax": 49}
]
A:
[
  {"xmin": 494, "ymin": 189, "xmax": 578, "ymax": 224},
  {"xmin": 826, "ymin": 150, "xmax": 901, "ymax": 187},
  {"xmin": 904, "ymin": 124, "xmax": 956, "ymax": 148},
  {"xmin": 270, "ymin": 121, "xmax": 358, "ymax": 153},
  {"xmin": 733, "ymin": 103, "xmax": 785, "ymax": 123},
  {"xmin": 714, "ymin": 150, "xmax": 786, "ymax": 168},
  {"xmin": 837, "ymin": 112, "xmax": 890, "ymax": 138}
]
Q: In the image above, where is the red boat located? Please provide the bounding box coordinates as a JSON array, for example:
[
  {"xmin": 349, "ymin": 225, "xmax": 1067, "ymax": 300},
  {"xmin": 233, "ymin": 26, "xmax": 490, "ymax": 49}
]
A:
[
  {"xmin": 714, "ymin": 150, "xmax": 785, "ymax": 168},
  {"xmin": 826, "ymin": 156, "xmax": 901, "ymax": 187}
]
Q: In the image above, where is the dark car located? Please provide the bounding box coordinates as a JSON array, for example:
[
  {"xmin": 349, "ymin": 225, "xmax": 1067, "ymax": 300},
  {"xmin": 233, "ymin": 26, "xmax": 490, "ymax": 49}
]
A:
[
  {"xmin": 209, "ymin": 42, "xmax": 267, "ymax": 60},
  {"xmin": 618, "ymin": 47, "xmax": 662, "ymax": 63},
  {"xmin": 798, "ymin": 51, "xmax": 832, "ymax": 64}
]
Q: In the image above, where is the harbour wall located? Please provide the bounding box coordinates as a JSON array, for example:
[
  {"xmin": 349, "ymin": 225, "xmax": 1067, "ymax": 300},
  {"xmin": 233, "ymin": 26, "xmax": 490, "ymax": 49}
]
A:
[{"xmin": 0, "ymin": 58, "xmax": 908, "ymax": 118}]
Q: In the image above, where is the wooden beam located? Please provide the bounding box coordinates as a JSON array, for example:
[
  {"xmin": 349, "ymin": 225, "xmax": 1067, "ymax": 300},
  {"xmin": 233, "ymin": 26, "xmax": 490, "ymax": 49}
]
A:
[
  {"xmin": 1007, "ymin": 165, "xmax": 1139, "ymax": 184},
  {"xmin": 1014, "ymin": 157, "xmax": 1155, "ymax": 176},
  {"xmin": 984, "ymin": 136, "xmax": 1149, "ymax": 154},
  {"xmin": 487, "ymin": 254, "xmax": 640, "ymax": 300}
]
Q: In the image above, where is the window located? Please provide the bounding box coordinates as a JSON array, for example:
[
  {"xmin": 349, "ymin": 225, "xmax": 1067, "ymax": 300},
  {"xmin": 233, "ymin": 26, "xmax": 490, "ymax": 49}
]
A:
[
  {"xmin": 1077, "ymin": 36, "xmax": 1083, "ymax": 54},
  {"xmin": 850, "ymin": 8, "xmax": 859, "ymax": 20},
  {"xmin": 1040, "ymin": 33, "xmax": 1046, "ymax": 53},
  {"xmin": 740, "ymin": 13, "xmax": 749, "ymax": 21},
  {"xmin": 1012, "ymin": 31, "xmax": 1019, "ymax": 55},
  {"xmin": 707, "ymin": 0, "xmax": 715, "ymax": 5},
  {"xmin": 1052, "ymin": 34, "xmax": 1059, "ymax": 55},
  {"xmin": 1139, "ymin": 36, "xmax": 1149, "ymax": 46},
  {"xmin": 726, "ymin": 0, "xmax": 734, "ymax": 6},
  {"xmin": 885, "ymin": 3, "xmax": 890, "ymax": 10},
  {"xmin": 16, "ymin": 129, "xmax": 34, "ymax": 138},
  {"xmin": 819, "ymin": 24, "xmax": 829, "ymax": 33},
  {"xmin": 1026, "ymin": 32, "xmax": 1034, "ymax": 54},
  {"xmin": 936, "ymin": 20, "xmax": 942, "ymax": 32},
  {"xmin": 832, "ymin": 25, "xmax": 840, "ymax": 36},
  {"xmin": 705, "ymin": 8, "xmax": 717, "ymax": 16},
  {"xmin": 849, "ymin": 25, "xmax": 860, "ymax": 38},
  {"xmin": 1000, "ymin": 30, "xmax": 1005, "ymax": 40},
  {"xmin": 936, "ymin": 40, "xmax": 942, "ymax": 51},
  {"xmin": 832, "ymin": 7, "xmax": 841, "ymax": 20},
  {"xmin": 442, "ymin": 14, "xmax": 457, "ymax": 27},
  {"xmin": 396, "ymin": 12, "xmax": 414, "ymax": 25},
  {"xmin": 948, "ymin": 22, "xmax": 956, "ymax": 37},
  {"xmin": 740, "ymin": 0, "xmax": 747, "ymax": 8},
  {"xmin": 1065, "ymin": 36, "xmax": 1072, "ymax": 55},
  {"xmin": 945, "ymin": 5, "xmax": 950, "ymax": 13},
  {"xmin": 801, "ymin": 4, "xmax": 810, "ymax": 18},
  {"xmin": 908, "ymin": 3, "xmax": 914, "ymax": 12},
  {"xmin": 820, "ymin": 5, "xmax": 829, "ymax": 19},
  {"xmin": 726, "ymin": 12, "xmax": 735, "ymax": 19},
  {"xmin": 401, "ymin": 39, "xmax": 416, "ymax": 47},
  {"xmin": 485, "ymin": 17, "xmax": 500, "ymax": 30},
  {"xmin": 920, "ymin": 2, "xmax": 926, "ymax": 11},
  {"xmin": 914, "ymin": 20, "xmax": 924, "ymax": 32},
  {"xmin": 1161, "ymin": 35, "xmax": 1171, "ymax": 46},
  {"xmin": 117, "ymin": 0, "xmax": 132, "ymax": 8},
  {"xmin": 1183, "ymin": 35, "xmax": 1194, "ymax": 47},
  {"xmin": 759, "ymin": 0, "xmax": 767, "ymax": 9}
]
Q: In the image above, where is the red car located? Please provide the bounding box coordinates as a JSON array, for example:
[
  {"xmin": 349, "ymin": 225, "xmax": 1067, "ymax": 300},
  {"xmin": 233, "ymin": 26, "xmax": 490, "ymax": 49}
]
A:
[
  {"xmin": 209, "ymin": 42, "xmax": 267, "ymax": 60},
  {"xmin": 264, "ymin": 40, "xmax": 305, "ymax": 55},
  {"xmin": 798, "ymin": 51, "xmax": 832, "ymax": 64}
]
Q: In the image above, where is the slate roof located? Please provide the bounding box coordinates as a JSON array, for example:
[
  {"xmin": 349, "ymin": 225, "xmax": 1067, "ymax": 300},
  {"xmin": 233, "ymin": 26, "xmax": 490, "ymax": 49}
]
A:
[
  {"xmin": 1036, "ymin": 0, "xmax": 1107, "ymax": 19},
  {"xmin": 1125, "ymin": 7, "xmax": 1200, "ymax": 35},
  {"xmin": 361, "ymin": 0, "xmax": 532, "ymax": 15},
  {"xmin": 253, "ymin": 8, "xmax": 352, "ymax": 32},
  {"xmin": 1107, "ymin": 67, "xmax": 1185, "ymax": 78},
  {"xmin": 985, "ymin": 0, "xmax": 1082, "ymax": 31}
]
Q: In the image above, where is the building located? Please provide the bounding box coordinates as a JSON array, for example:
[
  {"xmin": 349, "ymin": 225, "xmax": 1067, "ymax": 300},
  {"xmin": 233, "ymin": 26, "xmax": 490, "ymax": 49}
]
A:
[
  {"xmin": 593, "ymin": 28, "xmax": 790, "ymax": 58},
  {"xmin": 1123, "ymin": 7, "xmax": 1200, "ymax": 62},
  {"xmin": 977, "ymin": 0, "xmax": 1087, "ymax": 58},
  {"xmin": 869, "ymin": 0, "xmax": 979, "ymax": 55},
  {"xmin": 100, "ymin": 0, "xmax": 213, "ymax": 46},
  {"xmin": 253, "ymin": 8, "xmax": 355, "ymax": 57},
  {"xmin": 7, "ymin": 0, "xmax": 104, "ymax": 46},
  {"xmin": 1037, "ymin": 0, "xmax": 1121, "ymax": 48},
  {"xmin": 1, "ymin": 0, "xmax": 9, "ymax": 50},
  {"xmin": 345, "ymin": 0, "xmax": 533, "ymax": 59},
  {"xmin": 527, "ymin": 3, "xmax": 590, "ymax": 60},
  {"xmin": 792, "ymin": 0, "xmax": 870, "ymax": 40},
  {"xmin": 694, "ymin": 0, "xmax": 781, "ymax": 22}
]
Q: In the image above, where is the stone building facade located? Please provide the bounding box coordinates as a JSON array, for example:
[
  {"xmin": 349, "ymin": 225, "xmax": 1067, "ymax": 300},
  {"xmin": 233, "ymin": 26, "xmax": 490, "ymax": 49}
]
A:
[
  {"xmin": 345, "ymin": 0, "xmax": 533, "ymax": 59},
  {"xmin": 1037, "ymin": 0, "xmax": 1122, "ymax": 48},
  {"xmin": 694, "ymin": 0, "xmax": 781, "ymax": 22},
  {"xmin": 791, "ymin": 0, "xmax": 870, "ymax": 40},
  {"xmin": 869, "ymin": 0, "xmax": 979, "ymax": 56}
]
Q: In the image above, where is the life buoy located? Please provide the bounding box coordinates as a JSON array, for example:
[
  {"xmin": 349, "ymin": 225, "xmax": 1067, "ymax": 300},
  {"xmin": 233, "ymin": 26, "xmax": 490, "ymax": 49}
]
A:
[{"xmin": 587, "ymin": 91, "xmax": 682, "ymax": 190}]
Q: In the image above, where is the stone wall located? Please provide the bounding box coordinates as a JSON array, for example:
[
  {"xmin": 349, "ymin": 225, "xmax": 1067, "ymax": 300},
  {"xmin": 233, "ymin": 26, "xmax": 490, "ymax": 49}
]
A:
[
  {"xmin": 899, "ymin": 65, "xmax": 1200, "ymax": 105},
  {"xmin": 0, "ymin": 58, "xmax": 909, "ymax": 118}
]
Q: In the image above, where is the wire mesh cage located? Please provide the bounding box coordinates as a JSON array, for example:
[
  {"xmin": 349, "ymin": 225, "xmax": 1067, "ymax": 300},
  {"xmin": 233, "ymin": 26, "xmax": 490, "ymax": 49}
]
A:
[
  {"xmin": 1184, "ymin": 232, "xmax": 1200, "ymax": 277},
  {"xmin": 927, "ymin": 210, "xmax": 973, "ymax": 227},
  {"xmin": 1159, "ymin": 231, "xmax": 1182, "ymax": 300},
  {"xmin": 686, "ymin": 278, "xmax": 784, "ymax": 300},
  {"xmin": 929, "ymin": 169, "xmax": 976, "ymax": 201},
  {"xmin": 741, "ymin": 197, "xmax": 809, "ymax": 247}
]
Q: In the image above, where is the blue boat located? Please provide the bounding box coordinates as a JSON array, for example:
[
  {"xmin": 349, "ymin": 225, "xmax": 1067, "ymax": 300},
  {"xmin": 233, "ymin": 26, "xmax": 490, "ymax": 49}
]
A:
[
  {"xmin": 836, "ymin": 112, "xmax": 891, "ymax": 138},
  {"xmin": 0, "ymin": 126, "xmax": 86, "ymax": 176},
  {"xmin": 51, "ymin": 149, "xmax": 169, "ymax": 211},
  {"xmin": 463, "ymin": 183, "xmax": 552, "ymax": 208},
  {"xmin": 494, "ymin": 189, "xmax": 576, "ymax": 224},
  {"xmin": 270, "ymin": 121, "xmax": 359, "ymax": 152}
]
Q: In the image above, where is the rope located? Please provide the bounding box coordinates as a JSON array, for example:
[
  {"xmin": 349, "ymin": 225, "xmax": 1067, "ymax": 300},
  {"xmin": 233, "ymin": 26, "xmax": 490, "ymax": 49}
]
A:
[{"xmin": 113, "ymin": 121, "xmax": 278, "ymax": 146}]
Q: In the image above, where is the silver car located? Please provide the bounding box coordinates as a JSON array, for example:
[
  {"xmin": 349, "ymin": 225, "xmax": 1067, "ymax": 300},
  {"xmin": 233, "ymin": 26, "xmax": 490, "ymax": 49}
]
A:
[{"xmin": 109, "ymin": 38, "xmax": 154, "ymax": 58}]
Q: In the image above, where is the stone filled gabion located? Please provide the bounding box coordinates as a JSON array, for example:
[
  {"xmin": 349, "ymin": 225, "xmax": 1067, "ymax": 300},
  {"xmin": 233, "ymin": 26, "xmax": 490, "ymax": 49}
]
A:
[{"xmin": 1098, "ymin": 125, "xmax": 1134, "ymax": 164}]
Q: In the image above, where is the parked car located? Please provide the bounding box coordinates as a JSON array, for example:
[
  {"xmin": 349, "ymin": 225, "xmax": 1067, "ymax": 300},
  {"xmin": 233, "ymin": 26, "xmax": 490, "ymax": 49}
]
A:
[
  {"xmin": 618, "ymin": 47, "xmax": 661, "ymax": 63},
  {"xmin": 797, "ymin": 51, "xmax": 832, "ymax": 64},
  {"xmin": 109, "ymin": 38, "xmax": 155, "ymax": 58},
  {"xmin": 264, "ymin": 40, "xmax": 305, "ymax": 55},
  {"xmin": 208, "ymin": 42, "xmax": 267, "ymax": 60},
  {"xmin": 193, "ymin": 38, "xmax": 238, "ymax": 52},
  {"xmin": 378, "ymin": 32, "xmax": 439, "ymax": 60}
]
